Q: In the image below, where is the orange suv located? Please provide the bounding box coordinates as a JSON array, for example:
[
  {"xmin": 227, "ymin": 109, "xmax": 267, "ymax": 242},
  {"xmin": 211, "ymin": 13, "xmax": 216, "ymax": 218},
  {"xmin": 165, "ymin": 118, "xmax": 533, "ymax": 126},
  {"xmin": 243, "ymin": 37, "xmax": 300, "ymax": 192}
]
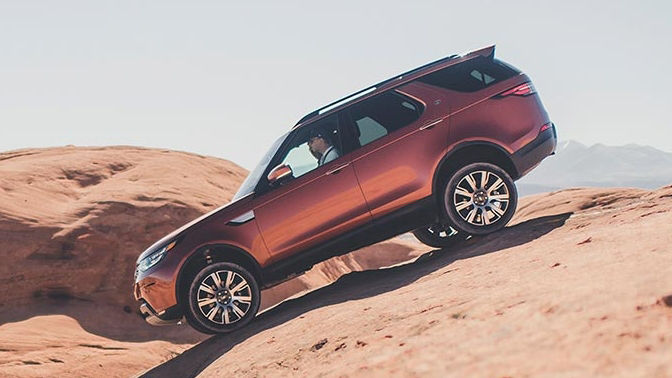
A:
[{"xmin": 134, "ymin": 46, "xmax": 556, "ymax": 334}]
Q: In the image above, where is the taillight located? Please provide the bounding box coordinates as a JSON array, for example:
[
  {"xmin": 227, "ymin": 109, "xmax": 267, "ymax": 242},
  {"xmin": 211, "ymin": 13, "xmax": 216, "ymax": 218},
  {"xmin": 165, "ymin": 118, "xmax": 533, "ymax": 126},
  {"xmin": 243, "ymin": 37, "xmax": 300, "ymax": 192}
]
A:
[
  {"xmin": 540, "ymin": 123, "xmax": 552, "ymax": 132},
  {"xmin": 497, "ymin": 82, "xmax": 536, "ymax": 97}
]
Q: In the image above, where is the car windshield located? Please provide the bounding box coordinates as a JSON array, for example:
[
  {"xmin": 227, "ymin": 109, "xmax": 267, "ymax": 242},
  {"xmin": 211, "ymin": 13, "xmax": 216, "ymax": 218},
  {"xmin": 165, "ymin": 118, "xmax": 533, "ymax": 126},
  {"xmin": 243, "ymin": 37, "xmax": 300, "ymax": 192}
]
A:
[{"xmin": 233, "ymin": 132, "xmax": 289, "ymax": 201}]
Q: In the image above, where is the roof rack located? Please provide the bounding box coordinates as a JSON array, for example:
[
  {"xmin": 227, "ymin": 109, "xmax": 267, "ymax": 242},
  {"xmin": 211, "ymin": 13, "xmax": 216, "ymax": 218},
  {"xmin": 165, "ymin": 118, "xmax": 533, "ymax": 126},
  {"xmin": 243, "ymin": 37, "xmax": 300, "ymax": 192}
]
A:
[{"xmin": 293, "ymin": 54, "xmax": 459, "ymax": 128}]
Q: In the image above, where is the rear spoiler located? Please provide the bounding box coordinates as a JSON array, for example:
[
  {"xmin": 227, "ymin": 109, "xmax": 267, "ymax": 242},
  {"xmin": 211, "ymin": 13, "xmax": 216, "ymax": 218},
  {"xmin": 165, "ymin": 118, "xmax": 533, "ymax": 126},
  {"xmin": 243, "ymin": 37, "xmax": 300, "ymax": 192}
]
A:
[{"xmin": 462, "ymin": 45, "xmax": 495, "ymax": 60}]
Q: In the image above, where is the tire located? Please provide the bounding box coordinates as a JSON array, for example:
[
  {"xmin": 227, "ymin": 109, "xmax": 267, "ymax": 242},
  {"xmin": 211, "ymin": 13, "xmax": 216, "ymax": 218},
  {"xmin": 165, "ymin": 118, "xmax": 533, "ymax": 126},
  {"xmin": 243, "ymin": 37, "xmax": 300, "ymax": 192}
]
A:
[
  {"xmin": 442, "ymin": 162, "xmax": 517, "ymax": 236},
  {"xmin": 412, "ymin": 223, "xmax": 469, "ymax": 248},
  {"xmin": 184, "ymin": 262, "xmax": 261, "ymax": 334}
]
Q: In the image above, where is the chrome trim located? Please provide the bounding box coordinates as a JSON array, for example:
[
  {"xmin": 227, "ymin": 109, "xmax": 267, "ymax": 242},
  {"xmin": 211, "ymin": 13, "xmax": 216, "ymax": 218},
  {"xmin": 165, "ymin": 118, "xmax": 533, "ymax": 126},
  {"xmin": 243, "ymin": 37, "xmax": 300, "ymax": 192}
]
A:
[
  {"xmin": 326, "ymin": 163, "xmax": 349, "ymax": 175},
  {"xmin": 319, "ymin": 87, "xmax": 376, "ymax": 115},
  {"xmin": 139, "ymin": 303, "xmax": 181, "ymax": 326},
  {"xmin": 419, "ymin": 118, "xmax": 444, "ymax": 130},
  {"xmin": 227, "ymin": 210, "xmax": 255, "ymax": 225}
]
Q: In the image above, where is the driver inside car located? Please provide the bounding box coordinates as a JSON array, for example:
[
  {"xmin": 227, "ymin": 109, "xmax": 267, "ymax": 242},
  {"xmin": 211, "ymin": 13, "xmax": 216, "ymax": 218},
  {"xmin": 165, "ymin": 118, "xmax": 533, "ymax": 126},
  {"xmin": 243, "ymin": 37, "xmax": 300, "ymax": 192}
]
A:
[{"xmin": 307, "ymin": 128, "xmax": 340, "ymax": 166}]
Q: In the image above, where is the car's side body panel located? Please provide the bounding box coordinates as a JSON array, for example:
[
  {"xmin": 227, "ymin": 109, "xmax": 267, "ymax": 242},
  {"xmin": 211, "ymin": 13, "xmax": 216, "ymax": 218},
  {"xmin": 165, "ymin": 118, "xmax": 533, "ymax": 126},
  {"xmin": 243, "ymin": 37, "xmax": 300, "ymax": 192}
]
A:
[
  {"xmin": 253, "ymin": 161, "xmax": 371, "ymax": 263},
  {"xmin": 347, "ymin": 82, "xmax": 451, "ymax": 218},
  {"xmin": 135, "ymin": 196, "xmax": 271, "ymax": 313},
  {"xmin": 438, "ymin": 74, "xmax": 551, "ymax": 157}
]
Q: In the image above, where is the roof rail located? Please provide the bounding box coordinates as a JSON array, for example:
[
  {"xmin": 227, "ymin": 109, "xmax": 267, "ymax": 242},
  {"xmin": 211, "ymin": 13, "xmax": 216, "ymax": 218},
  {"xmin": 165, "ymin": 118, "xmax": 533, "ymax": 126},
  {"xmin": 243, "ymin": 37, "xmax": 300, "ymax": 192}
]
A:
[
  {"xmin": 293, "ymin": 45, "xmax": 495, "ymax": 128},
  {"xmin": 293, "ymin": 53, "xmax": 461, "ymax": 127}
]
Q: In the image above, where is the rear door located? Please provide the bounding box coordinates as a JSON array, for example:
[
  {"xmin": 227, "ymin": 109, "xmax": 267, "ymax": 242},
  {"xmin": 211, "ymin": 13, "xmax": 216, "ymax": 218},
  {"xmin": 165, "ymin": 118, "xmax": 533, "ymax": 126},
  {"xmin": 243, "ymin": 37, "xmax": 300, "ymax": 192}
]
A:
[{"xmin": 344, "ymin": 86, "xmax": 449, "ymax": 217}]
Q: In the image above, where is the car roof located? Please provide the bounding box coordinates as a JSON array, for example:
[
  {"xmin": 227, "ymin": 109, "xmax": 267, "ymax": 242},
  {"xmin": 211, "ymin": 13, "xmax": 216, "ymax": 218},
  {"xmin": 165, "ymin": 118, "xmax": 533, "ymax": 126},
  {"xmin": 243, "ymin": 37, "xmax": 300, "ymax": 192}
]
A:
[{"xmin": 292, "ymin": 45, "xmax": 495, "ymax": 130}]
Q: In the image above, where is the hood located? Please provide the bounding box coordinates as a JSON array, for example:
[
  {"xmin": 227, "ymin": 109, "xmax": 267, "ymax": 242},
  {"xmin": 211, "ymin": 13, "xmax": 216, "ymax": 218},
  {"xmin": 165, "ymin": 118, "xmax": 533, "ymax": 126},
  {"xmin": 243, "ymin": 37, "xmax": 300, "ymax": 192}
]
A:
[{"xmin": 135, "ymin": 193, "xmax": 254, "ymax": 263}]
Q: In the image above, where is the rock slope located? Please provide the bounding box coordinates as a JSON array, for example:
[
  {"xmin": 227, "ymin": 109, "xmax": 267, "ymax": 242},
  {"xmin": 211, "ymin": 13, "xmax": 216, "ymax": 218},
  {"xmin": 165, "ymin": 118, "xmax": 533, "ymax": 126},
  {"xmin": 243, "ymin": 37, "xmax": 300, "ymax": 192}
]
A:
[
  {"xmin": 1, "ymin": 147, "xmax": 670, "ymax": 377},
  {"xmin": 145, "ymin": 186, "xmax": 672, "ymax": 377},
  {"xmin": 0, "ymin": 146, "xmax": 424, "ymax": 377},
  {"xmin": 0, "ymin": 146, "xmax": 247, "ymax": 309}
]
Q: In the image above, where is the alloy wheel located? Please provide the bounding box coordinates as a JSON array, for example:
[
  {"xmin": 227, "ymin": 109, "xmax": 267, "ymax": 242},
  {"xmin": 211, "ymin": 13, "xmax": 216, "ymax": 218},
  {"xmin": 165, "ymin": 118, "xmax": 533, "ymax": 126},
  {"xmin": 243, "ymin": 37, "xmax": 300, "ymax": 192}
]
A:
[
  {"xmin": 452, "ymin": 170, "xmax": 510, "ymax": 227},
  {"xmin": 196, "ymin": 270, "xmax": 253, "ymax": 325},
  {"xmin": 426, "ymin": 223, "xmax": 459, "ymax": 239}
]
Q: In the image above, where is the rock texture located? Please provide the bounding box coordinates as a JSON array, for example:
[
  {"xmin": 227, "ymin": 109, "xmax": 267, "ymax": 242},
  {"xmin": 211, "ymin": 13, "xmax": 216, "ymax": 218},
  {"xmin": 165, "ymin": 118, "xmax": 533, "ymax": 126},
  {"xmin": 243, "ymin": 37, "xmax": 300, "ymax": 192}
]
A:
[
  {"xmin": 0, "ymin": 146, "xmax": 247, "ymax": 310},
  {"xmin": 162, "ymin": 186, "xmax": 672, "ymax": 378},
  {"xmin": 0, "ymin": 146, "xmax": 425, "ymax": 377},
  {"xmin": 1, "ymin": 147, "xmax": 671, "ymax": 377}
]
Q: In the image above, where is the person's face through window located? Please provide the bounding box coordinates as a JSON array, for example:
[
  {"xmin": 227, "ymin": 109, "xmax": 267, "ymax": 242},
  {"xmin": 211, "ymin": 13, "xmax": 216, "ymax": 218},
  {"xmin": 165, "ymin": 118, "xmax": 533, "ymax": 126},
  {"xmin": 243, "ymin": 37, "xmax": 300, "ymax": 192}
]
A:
[{"xmin": 308, "ymin": 136, "xmax": 328, "ymax": 159}]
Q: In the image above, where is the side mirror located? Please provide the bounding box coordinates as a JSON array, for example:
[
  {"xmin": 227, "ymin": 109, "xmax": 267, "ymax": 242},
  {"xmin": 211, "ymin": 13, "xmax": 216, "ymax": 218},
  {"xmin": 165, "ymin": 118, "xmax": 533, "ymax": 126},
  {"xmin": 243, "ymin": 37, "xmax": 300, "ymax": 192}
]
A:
[{"xmin": 267, "ymin": 164, "xmax": 293, "ymax": 186}]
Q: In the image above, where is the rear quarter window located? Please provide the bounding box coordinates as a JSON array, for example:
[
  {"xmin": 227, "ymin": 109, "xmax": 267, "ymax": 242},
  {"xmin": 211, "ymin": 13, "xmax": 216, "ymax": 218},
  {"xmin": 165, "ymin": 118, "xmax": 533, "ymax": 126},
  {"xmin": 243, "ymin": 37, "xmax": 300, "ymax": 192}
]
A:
[
  {"xmin": 416, "ymin": 56, "xmax": 518, "ymax": 92},
  {"xmin": 348, "ymin": 92, "xmax": 423, "ymax": 148}
]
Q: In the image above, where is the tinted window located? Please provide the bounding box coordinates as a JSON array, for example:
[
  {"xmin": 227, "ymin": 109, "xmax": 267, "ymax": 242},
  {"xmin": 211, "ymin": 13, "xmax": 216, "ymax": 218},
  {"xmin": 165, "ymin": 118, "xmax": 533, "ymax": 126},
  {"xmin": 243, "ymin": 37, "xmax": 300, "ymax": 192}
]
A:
[
  {"xmin": 234, "ymin": 131, "xmax": 288, "ymax": 200},
  {"xmin": 275, "ymin": 114, "xmax": 342, "ymax": 179},
  {"xmin": 416, "ymin": 57, "xmax": 518, "ymax": 92},
  {"xmin": 348, "ymin": 92, "xmax": 422, "ymax": 147}
]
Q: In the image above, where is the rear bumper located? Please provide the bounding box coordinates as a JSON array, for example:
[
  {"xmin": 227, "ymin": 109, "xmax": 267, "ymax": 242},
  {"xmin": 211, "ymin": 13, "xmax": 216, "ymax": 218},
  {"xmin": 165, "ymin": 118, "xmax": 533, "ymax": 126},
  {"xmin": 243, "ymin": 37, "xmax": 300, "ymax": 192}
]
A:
[
  {"xmin": 139, "ymin": 301, "xmax": 183, "ymax": 326},
  {"xmin": 511, "ymin": 123, "xmax": 557, "ymax": 179}
]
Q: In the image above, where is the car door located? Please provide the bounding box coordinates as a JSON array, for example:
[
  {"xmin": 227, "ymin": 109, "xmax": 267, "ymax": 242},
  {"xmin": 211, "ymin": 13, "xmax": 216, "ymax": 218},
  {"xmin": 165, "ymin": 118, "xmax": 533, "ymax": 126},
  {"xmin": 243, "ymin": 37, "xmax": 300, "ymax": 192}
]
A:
[
  {"xmin": 344, "ymin": 84, "xmax": 449, "ymax": 217},
  {"xmin": 253, "ymin": 113, "xmax": 371, "ymax": 262}
]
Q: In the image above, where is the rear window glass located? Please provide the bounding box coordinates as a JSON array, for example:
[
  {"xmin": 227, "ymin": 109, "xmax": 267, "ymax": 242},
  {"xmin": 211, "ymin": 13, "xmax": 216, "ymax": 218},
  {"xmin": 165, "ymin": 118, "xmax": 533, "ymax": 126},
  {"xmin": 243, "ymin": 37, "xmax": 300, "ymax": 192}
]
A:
[
  {"xmin": 416, "ymin": 57, "xmax": 518, "ymax": 92},
  {"xmin": 348, "ymin": 92, "xmax": 423, "ymax": 147}
]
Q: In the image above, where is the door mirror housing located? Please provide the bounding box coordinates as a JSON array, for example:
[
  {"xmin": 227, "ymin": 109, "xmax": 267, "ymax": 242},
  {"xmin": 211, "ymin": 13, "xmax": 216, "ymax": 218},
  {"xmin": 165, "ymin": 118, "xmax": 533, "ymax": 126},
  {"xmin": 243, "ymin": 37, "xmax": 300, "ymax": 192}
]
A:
[{"xmin": 267, "ymin": 164, "xmax": 293, "ymax": 186}]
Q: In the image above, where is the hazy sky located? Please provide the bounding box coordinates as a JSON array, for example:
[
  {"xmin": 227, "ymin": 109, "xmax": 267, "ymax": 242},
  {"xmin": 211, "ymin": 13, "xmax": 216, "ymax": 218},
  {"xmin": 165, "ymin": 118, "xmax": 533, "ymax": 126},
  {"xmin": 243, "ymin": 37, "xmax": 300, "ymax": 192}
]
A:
[{"xmin": 1, "ymin": 1, "xmax": 671, "ymax": 169}]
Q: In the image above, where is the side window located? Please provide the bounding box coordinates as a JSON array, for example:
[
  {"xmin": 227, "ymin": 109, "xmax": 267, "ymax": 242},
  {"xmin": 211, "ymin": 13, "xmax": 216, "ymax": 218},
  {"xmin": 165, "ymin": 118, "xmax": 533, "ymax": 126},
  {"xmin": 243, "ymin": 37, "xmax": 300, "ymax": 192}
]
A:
[
  {"xmin": 416, "ymin": 56, "xmax": 518, "ymax": 92},
  {"xmin": 355, "ymin": 117, "xmax": 387, "ymax": 146},
  {"xmin": 276, "ymin": 114, "xmax": 342, "ymax": 179},
  {"xmin": 348, "ymin": 92, "xmax": 423, "ymax": 148}
]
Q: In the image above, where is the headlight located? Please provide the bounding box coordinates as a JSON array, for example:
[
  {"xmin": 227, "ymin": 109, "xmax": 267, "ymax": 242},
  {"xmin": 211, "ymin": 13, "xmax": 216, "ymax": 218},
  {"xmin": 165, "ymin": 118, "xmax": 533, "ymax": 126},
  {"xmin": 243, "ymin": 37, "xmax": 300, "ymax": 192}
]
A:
[{"xmin": 137, "ymin": 240, "xmax": 177, "ymax": 273}]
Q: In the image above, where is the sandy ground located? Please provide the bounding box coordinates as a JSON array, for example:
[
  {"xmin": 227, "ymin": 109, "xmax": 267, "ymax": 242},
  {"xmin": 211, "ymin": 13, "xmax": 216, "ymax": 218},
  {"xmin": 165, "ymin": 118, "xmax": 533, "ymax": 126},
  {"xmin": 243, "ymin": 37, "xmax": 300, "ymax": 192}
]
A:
[
  {"xmin": 0, "ymin": 147, "xmax": 425, "ymax": 377},
  {"xmin": 1, "ymin": 147, "xmax": 671, "ymax": 377},
  {"xmin": 146, "ymin": 186, "xmax": 672, "ymax": 378},
  {"xmin": 0, "ymin": 238, "xmax": 423, "ymax": 378},
  {"xmin": 0, "ymin": 305, "xmax": 198, "ymax": 378}
]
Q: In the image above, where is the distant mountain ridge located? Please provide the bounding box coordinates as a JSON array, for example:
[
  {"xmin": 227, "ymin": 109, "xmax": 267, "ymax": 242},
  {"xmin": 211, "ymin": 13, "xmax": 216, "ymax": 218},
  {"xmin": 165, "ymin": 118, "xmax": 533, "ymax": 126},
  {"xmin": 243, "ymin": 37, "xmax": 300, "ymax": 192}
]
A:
[{"xmin": 517, "ymin": 140, "xmax": 672, "ymax": 196}]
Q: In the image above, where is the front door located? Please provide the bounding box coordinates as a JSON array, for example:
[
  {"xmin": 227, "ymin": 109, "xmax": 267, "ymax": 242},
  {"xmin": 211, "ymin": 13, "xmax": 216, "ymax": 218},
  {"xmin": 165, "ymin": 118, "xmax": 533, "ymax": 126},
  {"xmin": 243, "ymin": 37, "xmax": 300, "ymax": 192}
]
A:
[{"xmin": 254, "ymin": 114, "xmax": 371, "ymax": 262}]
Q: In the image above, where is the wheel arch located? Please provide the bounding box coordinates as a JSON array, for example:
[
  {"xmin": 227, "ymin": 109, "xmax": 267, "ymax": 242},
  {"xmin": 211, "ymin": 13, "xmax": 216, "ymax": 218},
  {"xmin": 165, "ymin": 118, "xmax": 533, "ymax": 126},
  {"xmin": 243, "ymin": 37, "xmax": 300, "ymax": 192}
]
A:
[
  {"xmin": 175, "ymin": 243, "xmax": 263, "ymax": 310},
  {"xmin": 432, "ymin": 141, "xmax": 519, "ymax": 203}
]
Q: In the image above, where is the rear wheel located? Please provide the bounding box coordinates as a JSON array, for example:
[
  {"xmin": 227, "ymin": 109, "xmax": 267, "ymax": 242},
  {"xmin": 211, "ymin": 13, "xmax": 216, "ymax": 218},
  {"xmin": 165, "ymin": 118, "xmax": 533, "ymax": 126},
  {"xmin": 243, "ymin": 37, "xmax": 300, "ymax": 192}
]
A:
[
  {"xmin": 412, "ymin": 223, "xmax": 468, "ymax": 248},
  {"xmin": 443, "ymin": 162, "xmax": 517, "ymax": 236},
  {"xmin": 184, "ymin": 262, "xmax": 260, "ymax": 334}
]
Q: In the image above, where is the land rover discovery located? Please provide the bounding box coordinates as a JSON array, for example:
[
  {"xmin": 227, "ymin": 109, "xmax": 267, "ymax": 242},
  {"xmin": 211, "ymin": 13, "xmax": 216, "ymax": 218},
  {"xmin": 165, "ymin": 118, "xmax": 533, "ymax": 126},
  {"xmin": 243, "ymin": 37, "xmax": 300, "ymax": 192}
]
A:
[{"xmin": 134, "ymin": 45, "xmax": 557, "ymax": 334}]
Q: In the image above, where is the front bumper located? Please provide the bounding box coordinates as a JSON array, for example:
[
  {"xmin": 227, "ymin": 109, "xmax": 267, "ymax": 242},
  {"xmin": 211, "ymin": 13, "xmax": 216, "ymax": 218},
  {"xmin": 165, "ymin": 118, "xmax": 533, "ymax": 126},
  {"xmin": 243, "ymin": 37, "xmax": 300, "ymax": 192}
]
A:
[
  {"xmin": 139, "ymin": 301, "xmax": 183, "ymax": 326},
  {"xmin": 133, "ymin": 245, "xmax": 184, "ymax": 325},
  {"xmin": 511, "ymin": 123, "xmax": 557, "ymax": 178}
]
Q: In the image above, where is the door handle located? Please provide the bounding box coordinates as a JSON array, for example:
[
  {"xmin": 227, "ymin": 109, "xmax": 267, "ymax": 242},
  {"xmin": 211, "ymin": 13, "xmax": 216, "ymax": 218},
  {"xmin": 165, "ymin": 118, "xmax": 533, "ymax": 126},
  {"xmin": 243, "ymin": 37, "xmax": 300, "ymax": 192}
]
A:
[
  {"xmin": 419, "ymin": 118, "xmax": 444, "ymax": 130},
  {"xmin": 326, "ymin": 163, "xmax": 349, "ymax": 175}
]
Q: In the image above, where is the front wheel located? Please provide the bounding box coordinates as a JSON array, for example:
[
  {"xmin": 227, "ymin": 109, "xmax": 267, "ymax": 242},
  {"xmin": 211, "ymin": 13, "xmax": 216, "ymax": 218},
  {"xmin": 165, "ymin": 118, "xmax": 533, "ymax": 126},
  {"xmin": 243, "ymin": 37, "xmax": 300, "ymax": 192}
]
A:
[
  {"xmin": 185, "ymin": 262, "xmax": 261, "ymax": 334},
  {"xmin": 442, "ymin": 162, "xmax": 518, "ymax": 236},
  {"xmin": 412, "ymin": 223, "xmax": 469, "ymax": 248}
]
